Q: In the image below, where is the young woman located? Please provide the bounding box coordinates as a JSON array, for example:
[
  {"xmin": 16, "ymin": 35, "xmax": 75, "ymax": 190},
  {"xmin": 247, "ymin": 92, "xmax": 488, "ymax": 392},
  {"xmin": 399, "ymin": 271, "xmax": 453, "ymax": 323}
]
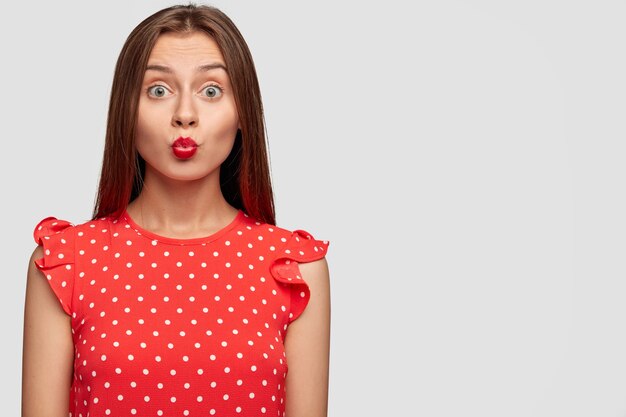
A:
[{"xmin": 22, "ymin": 4, "xmax": 330, "ymax": 417}]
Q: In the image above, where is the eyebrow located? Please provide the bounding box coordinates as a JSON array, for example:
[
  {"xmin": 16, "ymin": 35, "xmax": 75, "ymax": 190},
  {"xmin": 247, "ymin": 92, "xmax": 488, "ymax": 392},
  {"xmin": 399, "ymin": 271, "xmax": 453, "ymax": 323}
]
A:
[{"xmin": 145, "ymin": 63, "xmax": 227, "ymax": 73}]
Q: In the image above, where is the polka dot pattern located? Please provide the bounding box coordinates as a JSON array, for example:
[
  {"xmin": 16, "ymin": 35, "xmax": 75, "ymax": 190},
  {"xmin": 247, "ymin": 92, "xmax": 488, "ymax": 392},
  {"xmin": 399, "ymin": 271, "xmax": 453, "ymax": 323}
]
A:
[{"xmin": 32, "ymin": 210, "xmax": 329, "ymax": 416}]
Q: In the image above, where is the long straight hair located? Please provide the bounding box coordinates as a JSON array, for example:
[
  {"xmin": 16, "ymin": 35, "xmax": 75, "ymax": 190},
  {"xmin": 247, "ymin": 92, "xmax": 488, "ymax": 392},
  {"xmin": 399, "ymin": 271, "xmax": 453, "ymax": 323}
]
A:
[{"xmin": 92, "ymin": 3, "xmax": 275, "ymax": 225}]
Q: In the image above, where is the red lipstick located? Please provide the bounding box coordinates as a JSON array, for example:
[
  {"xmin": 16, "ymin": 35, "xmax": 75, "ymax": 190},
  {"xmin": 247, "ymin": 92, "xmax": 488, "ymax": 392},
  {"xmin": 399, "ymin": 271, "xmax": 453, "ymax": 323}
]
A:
[{"xmin": 172, "ymin": 137, "xmax": 197, "ymax": 159}]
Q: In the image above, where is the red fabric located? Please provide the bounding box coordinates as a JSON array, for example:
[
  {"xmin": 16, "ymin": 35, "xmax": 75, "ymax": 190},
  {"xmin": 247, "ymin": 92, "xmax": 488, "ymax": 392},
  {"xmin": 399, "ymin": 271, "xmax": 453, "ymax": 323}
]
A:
[{"xmin": 32, "ymin": 210, "xmax": 329, "ymax": 416}]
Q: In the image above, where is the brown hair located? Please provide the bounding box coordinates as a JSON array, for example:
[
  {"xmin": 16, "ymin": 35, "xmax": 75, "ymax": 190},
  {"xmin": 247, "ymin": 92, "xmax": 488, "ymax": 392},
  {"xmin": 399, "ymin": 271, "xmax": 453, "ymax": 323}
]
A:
[{"xmin": 92, "ymin": 3, "xmax": 275, "ymax": 225}]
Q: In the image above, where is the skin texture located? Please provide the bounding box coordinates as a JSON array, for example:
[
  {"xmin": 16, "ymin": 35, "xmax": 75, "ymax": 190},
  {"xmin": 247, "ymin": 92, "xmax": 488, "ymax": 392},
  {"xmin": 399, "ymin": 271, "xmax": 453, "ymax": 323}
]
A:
[
  {"xmin": 22, "ymin": 31, "xmax": 331, "ymax": 417},
  {"xmin": 22, "ymin": 246, "xmax": 74, "ymax": 417},
  {"xmin": 284, "ymin": 259, "xmax": 331, "ymax": 417}
]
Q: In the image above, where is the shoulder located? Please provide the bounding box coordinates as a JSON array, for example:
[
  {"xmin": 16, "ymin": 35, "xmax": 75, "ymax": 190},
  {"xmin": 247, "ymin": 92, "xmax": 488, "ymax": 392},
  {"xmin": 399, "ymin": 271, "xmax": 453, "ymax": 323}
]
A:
[
  {"xmin": 241, "ymin": 214, "xmax": 331, "ymax": 324},
  {"xmin": 33, "ymin": 217, "xmax": 76, "ymax": 243},
  {"xmin": 29, "ymin": 215, "xmax": 108, "ymax": 317},
  {"xmin": 33, "ymin": 215, "xmax": 114, "ymax": 244},
  {"xmin": 239, "ymin": 214, "xmax": 293, "ymax": 243},
  {"xmin": 242, "ymin": 214, "xmax": 330, "ymax": 260},
  {"xmin": 32, "ymin": 215, "xmax": 115, "ymax": 268}
]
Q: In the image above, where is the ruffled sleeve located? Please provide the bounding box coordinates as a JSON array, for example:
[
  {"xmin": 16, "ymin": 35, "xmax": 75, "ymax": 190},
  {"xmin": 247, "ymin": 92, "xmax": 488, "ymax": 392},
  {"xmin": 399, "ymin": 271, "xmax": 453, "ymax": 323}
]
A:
[
  {"xmin": 32, "ymin": 217, "xmax": 76, "ymax": 317},
  {"xmin": 270, "ymin": 229, "xmax": 329, "ymax": 323}
]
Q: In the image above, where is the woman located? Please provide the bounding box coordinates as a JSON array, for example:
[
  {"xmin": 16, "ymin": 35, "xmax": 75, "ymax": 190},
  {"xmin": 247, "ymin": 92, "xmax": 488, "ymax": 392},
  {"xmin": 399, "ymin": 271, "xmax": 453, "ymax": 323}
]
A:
[{"xmin": 22, "ymin": 4, "xmax": 330, "ymax": 417}]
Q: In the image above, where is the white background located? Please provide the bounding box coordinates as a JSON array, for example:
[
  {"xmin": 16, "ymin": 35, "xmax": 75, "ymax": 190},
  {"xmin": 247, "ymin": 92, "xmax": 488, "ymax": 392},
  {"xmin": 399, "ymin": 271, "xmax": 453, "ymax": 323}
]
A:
[{"xmin": 3, "ymin": 1, "xmax": 626, "ymax": 416}]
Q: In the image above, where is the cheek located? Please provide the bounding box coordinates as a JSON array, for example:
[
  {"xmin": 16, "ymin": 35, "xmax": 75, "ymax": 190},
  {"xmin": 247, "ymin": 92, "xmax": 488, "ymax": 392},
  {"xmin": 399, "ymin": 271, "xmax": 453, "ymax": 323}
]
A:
[
  {"xmin": 136, "ymin": 101, "xmax": 159, "ymax": 137},
  {"xmin": 202, "ymin": 105, "xmax": 239, "ymax": 164},
  {"xmin": 135, "ymin": 102, "xmax": 161, "ymax": 158},
  {"xmin": 201, "ymin": 100, "xmax": 239, "ymax": 136}
]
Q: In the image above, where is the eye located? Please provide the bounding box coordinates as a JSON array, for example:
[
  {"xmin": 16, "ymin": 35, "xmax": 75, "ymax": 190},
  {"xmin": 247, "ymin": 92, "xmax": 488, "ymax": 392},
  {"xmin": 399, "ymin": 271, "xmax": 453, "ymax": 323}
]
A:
[
  {"xmin": 147, "ymin": 85, "xmax": 170, "ymax": 98},
  {"xmin": 202, "ymin": 84, "xmax": 223, "ymax": 99}
]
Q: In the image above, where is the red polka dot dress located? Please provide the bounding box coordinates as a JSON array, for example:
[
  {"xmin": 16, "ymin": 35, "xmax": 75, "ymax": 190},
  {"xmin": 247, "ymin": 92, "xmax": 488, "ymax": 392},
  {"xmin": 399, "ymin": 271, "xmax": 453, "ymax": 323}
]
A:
[{"xmin": 32, "ymin": 209, "xmax": 329, "ymax": 417}]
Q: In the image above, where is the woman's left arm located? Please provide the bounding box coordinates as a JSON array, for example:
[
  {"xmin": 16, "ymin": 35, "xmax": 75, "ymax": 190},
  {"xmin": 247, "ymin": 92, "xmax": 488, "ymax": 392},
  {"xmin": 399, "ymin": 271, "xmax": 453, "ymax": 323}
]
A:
[{"xmin": 284, "ymin": 257, "xmax": 331, "ymax": 417}]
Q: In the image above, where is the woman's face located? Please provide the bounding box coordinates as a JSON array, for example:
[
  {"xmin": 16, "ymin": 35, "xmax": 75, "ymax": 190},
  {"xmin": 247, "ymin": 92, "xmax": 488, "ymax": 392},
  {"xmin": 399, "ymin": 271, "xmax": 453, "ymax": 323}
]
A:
[{"xmin": 135, "ymin": 31, "xmax": 240, "ymax": 183}]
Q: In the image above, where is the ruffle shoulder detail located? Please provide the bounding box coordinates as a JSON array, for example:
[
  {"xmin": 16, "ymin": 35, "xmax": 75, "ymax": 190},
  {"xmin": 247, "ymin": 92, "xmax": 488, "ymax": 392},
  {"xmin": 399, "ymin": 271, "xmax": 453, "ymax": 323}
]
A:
[
  {"xmin": 33, "ymin": 217, "xmax": 76, "ymax": 316},
  {"xmin": 270, "ymin": 229, "xmax": 329, "ymax": 323}
]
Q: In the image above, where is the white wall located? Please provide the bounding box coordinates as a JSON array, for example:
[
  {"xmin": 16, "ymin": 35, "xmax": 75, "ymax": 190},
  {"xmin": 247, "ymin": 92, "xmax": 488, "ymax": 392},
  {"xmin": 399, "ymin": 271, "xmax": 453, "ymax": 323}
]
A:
[{"xmin": 4, "ymin": 1, "xmax": 625, "ymax": 415}]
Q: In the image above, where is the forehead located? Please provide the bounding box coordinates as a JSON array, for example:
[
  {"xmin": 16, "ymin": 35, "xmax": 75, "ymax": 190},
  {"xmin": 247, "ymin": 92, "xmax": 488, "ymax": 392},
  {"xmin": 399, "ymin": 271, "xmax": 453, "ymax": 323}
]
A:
[{"xmin": 148, "ymin": 31, "xmax": 225, "ymax": 65}]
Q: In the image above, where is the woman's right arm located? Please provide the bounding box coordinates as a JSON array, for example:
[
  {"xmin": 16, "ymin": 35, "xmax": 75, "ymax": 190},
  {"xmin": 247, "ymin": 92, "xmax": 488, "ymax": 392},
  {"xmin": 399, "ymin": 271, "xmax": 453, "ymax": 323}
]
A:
[{"xmin": 22, "ymin": 245, "xmax": 74, "ymax": 417}]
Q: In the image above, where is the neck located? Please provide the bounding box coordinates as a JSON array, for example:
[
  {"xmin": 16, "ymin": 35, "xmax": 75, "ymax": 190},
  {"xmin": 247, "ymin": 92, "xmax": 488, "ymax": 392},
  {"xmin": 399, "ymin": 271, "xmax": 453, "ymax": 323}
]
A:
[{"xmin": 126, "ymin": 167, "xmax": 238, "ymax": 237}]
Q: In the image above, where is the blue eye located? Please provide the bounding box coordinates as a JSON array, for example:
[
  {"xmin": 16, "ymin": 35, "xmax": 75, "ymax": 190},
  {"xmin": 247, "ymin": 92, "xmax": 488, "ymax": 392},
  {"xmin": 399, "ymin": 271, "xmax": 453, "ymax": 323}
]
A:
[
  {"xmin": 147, "ymin": 85, "xmax": 169, "ymax": 98},
  {"xmin": 203, "ymin": 85, "xmax": 223, "ymax": 98}
]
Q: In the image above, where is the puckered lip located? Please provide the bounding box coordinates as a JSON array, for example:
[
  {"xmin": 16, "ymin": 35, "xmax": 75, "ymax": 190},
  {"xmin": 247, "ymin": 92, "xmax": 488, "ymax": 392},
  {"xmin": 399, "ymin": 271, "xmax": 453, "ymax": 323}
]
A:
[{"xmin": 172, "ymin": 136, "xmax": 198, "ymax": 148}]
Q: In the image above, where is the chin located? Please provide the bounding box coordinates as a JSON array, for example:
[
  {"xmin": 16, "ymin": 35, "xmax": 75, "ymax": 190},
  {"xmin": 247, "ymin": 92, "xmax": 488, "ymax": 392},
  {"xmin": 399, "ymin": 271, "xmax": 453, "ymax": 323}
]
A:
[
  {"xmin": 138, "ymin": 160, "xmax": 207, "ymax": 181},
  {"xmin": 163, "ymin": 168, "xmax": 219, "ymax": 182}
]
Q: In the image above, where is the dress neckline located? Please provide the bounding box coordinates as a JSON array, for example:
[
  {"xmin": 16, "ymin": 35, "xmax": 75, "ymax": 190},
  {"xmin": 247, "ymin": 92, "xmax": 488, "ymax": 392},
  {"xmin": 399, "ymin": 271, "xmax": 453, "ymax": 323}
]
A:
[{"xmin": 120, "ymin": 209, "xmax": 246, "ymax": 246}]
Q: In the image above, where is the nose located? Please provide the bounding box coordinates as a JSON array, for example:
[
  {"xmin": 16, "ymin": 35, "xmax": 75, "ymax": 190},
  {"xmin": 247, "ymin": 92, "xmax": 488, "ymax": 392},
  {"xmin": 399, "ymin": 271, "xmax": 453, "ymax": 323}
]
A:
[{"xmin": 171, "ymin": 92, "xmax": 197, "ymax": 128}]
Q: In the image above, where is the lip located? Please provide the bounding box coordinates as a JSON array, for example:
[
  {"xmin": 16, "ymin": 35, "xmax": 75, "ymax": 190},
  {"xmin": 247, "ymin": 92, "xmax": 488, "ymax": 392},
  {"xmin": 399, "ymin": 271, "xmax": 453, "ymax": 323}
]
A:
[{"xmin": 172, "ymin": 136, "xmax": 198, "ymax": 159}]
